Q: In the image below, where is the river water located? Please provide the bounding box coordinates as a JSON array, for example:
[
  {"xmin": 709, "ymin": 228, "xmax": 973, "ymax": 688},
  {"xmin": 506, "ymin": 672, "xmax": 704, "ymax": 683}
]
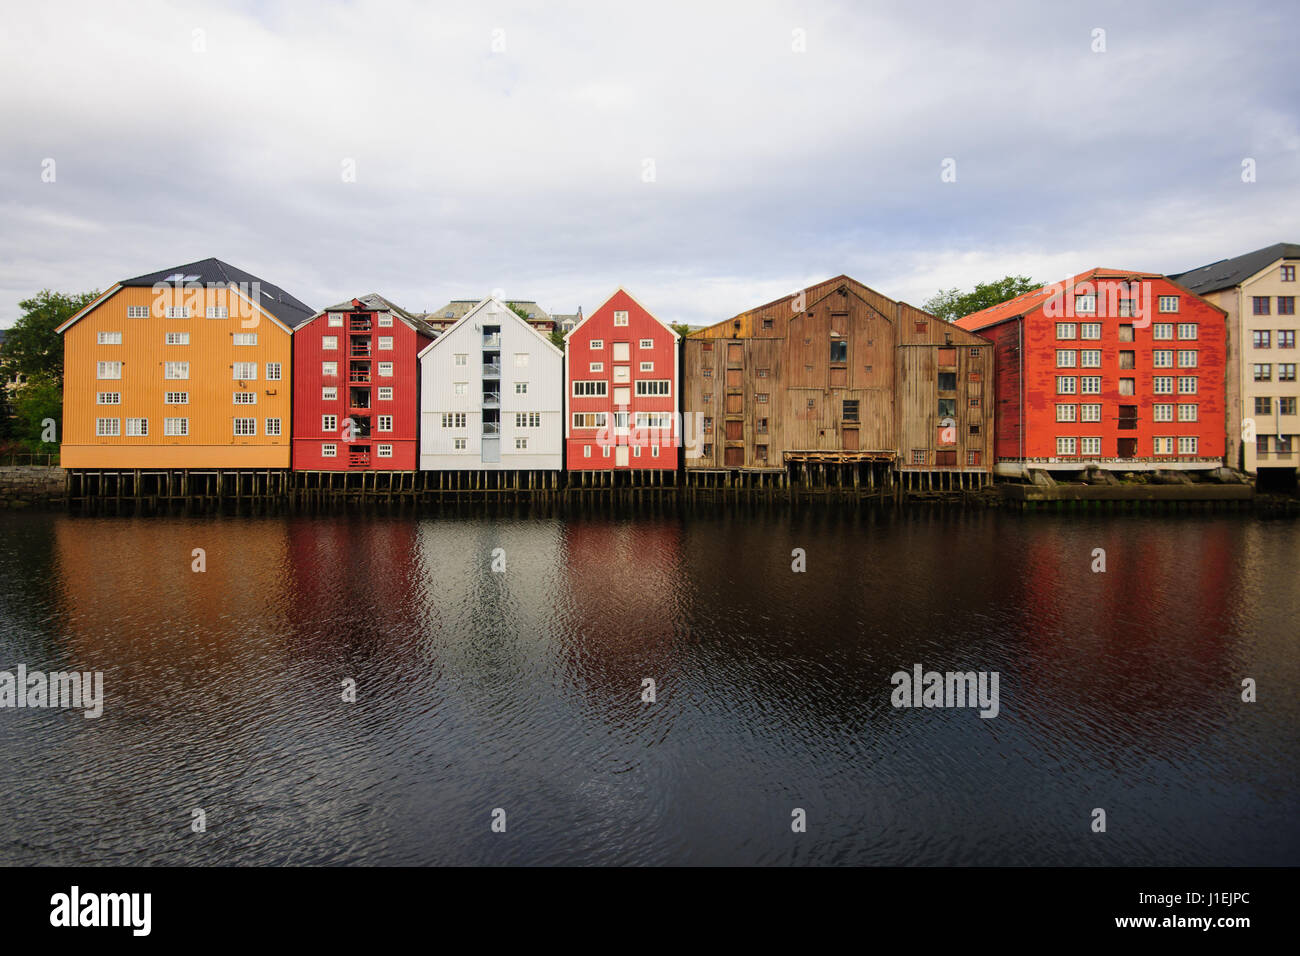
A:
[{"xmin": 0, "ymin": 507, "xmax": 1296, "ymax": 865}]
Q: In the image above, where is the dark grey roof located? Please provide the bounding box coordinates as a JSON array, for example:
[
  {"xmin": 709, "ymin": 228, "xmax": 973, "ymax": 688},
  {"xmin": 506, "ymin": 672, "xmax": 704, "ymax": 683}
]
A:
[
  {"xmin": 121, "ymin": 257, "xmax": 316, "ymax": 328},
  {"xmin": 1172, "ymin": 242, "xmax": 1300, "ymax": 294},
  {"xmin": 321, "ymin": 293, "xmax": 437, "ymax": 338}
]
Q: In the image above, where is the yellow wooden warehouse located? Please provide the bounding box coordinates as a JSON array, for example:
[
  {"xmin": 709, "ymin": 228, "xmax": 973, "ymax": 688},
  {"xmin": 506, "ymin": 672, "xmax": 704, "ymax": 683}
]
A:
[{"xmin": 57, "ymin": 258, "xmax": 314, "ymax": 469}]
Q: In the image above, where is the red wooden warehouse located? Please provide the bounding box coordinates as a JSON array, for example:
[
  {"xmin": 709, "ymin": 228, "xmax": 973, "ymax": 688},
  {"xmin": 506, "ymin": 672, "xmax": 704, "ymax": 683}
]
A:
[
  {"xmin": 293, "ymin": 294, "xmax": 436, "ymax": 471},
  {"xmin": 955, "ymin": 269, "xmax": 1227, "ymax": 475},
  {"xmin": 565, "ymin": 288, "xmax": 680, "ymax": 470}
]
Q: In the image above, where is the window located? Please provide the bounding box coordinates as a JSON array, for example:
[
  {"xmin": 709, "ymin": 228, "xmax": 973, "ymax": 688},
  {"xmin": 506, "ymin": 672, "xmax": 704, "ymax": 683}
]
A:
[
  {"xmin": 911, "ymin": 449, "xmax": 927, "ymax": 465},
  {"xmin": 1056, "ymin": 404, "xmax": 1077, "ymax": 422},
  {"xmin": 97, "ymin": 392, "xmax": 121, "ymax": 404},
  {"xmin": 164, "ymin": 361, "xmax": 189, "ymax": 380},
  {"xmin": 573, "ymin": 412, "xmax": 608, "ymax": 428},
  {"xmin": 1056, "ymin": 322, "xmax": 1077, "ymax": 339},
  {"xmin": 701, "ymin": 368, "xmax": 712, "ymax": 378},
  {"xmin": 937, "ymin": 372, "xmax": 957, "ymax": 391},
  {"xmin": 1254, "ymin": 330, "xmax": 1271, "ymax": 349},
  {"xmin": 1255, "ymin": 397, "xmax": 1273, "ymax": 415},
  {"xmin": 1081, "ymin": 404, "xmax": 1102, "ymax": 422},
  {"xmin": 378, "ymin": 337, "xmax": 393, "ymax": 350},
  {"xmin": 328, "ymin": 314, "xmax": 344, "ymax": 327},
  {"xmin": 966, "ymin": 450, "xmax": 982, "ymax": 466},
  {"xmin": 830, "ymin": 340, "xmax": 848, "ymax": 362},
  {"xmin": 514, "ymin": 412, "xmax": 540, "ymax": 428},
  {"xmin": 97, "ymin": 361, "xmax": 122, "ymax": 379},
  {"xmin": 441, "ymin": 413, "xmax": 466, "ymax": 428},
  {"xmin": 378, "ymin": 314, "xmax": 393, "ymax": 327},
  {"xmin": 127, "ymin": 306, "xmax": 149, "ymax": 319},
  {"xmin": 1283, "ymin": 265, "xmax": 1296, "ymax": 282},
  {"xmin": 640, "ymin": 361, "xmax": 654, "ymax": 372},
  {"xmin": 1057, "ymin": 349, "xmax": 1077, "ymax": 367},
  {"xmin": 376, "ymin": 444, "xmax": 393, "ymax": 458},
  {"xmin": 233, "ymin": 391, "xmax": 257, "ymax": 404},
  {"xmin": 1178, "ymin": 436, "xmax": 1199, "ymax": 455},
  {"xmin": 1153, "ymin": 350, "xmax": 1174, "ymax": 368},
  {"xmin": 1056, "ymin": 437, "xmax": 1077, "ymax": 455},
  {"xmin": 164, "ymin": 417, "xmax": 188, "ymax": 436},
  {"xmin": 1253, "ymin": 296, "xmax": 1271, "ymax": 315},
  {"xmin": 1081, "ymin": 349, "xmax": 1101, "ymax": 367},
  {"xmin": 206, "ymin": 306, "xmax": 228, "ymax": 319},
  {"xmin": 1153, "ymin": 376, "xmax": 1174, "ymax": 394},
  {"xmin": 265, "ymin": 418, "xmax": 281, "ymax": 436},
  {"xmin": 322, "ymin": 335, "xmax": 338, "ymax": 350},
  {"xmin": 1281, "ymin": 364, "xmax": 1297, "ymax": 381},
  {"xmin": 377, "ymin": 415, "xmax": 393, "ymax": 432},
  {"xmin": 96, "ymin": 417, "xmax": 120, "ymax": 436},
  {"xmin": 1080, "ymin": 376, "xmax": 1101, "ymax": 394},
  {"xmin": 756, "ymin": 417, "xmax": 769, "ymax": 435},
  {"xmin": 1177, "ymin": 323, "xmax": 1198, "ymax": 340},
  {"xmin": 1177, "ymin": 404, "xmax": 1198, "ymax": 422},
  {"xmin": 639, "ymin": 339, "xmax": 654, "ymax": 349},
  {"xmin": 603, "ymin": 445, "xmax": 612, "ymax": 458},
  {"xmin": 453, "ymin": 438, "xmax": 467, "ymax": 450},
  {"xmin": 515, "ymin": 437, "xmax": 528, "ymax": 449},
  {"xmin": 1153, "ymin": 323, "xmax": 1174, "ymax": 340},
  {"xmin": 165, "ymin": 306, "xmax": 190, "ymax": 319},
  {"xmin": 1119, "ymin": 378, "xmax": 1135, "ymax": 396},
  {"xmin": 1281, "ymin": 397, "xmax": 1298, "ymax": 415},
  {"xmin": 125, "ymin": 418, "xmax": 148, "ymax": 436},
  {"xmin": 1080, "ymin": 437, "xmax": 1101, "ymax": 455},
  {"xmin": 842, "ymin": 400, "xmax": 860, "ymax": 422},
  {"xmin": 165, "ymin": 332, "xmax": 189, "ymax": 345},
  {"xmin": 164, "ymin": 392, "xmax": 188, "ymax": 405},
  {"xmin": 1278, "ymin": 435, "xmax": 1294, "ymax": 454},
  {"xmin": 1056, "ymin": 376, "xmax": 1077, "ymax": 394},
  {"xmin": 1158, "ymin": 295, "xmax": 1179, "ymax": 313},
  {"xmin": 233, "ymin": 361, "xmax": 256, "ymax": 380},
  {"xmin": 1119, "ymin": 351, "xmax": 1135, "ymax": 369},
  {"xmin": 589, "ymin": 362, "xmax": 605, "ymax": 372},
  {"xmin": 756, "ymin": 393, "xmax": 770, "ymax": 404},
  {"xmin": 266, "ymin": 363, "xmax": 281, "ymax": 381},
  {"xmin": 322, "ymin": 361, "xmax": 338, "ymax": 377},
  {"xmin": 1153, "ymin": 403, "xmax": 1174, "ymax": 422},
  {"xmin": 233, "ymin": 333, "xmax": 257, "ymax": 346},
  {"xmin": 613, "ymin": 311, "xmax": 629, "ymax": 326},
  {"xmin": 1073, "ymin": 296, "xmax": 1095, "ymax": 314},
  {"xmin": 1257, "ymin": 435, "xmax": 1271, "ymax": 456},
  {"xmin": 322, "ymin": 415, "xmax": 337, "ymax": 431},
  {"xmin": 938, "ymin": 398, "xmax": 957, "ymax": 417},
  {"xmin": 573, "ymin": 381, "xmax": 608, "ymax": 397},
  {"xmin": 1080, "ymin": 322, "xmax": 1101, "ymax": 340},
  {"xmin": 454, "ymin": 353, "xmax": 467, "ymax": 366},
  {"xmin": 322, "ymin": 386, "xmax": 338, "ymax": 402},
  {"xmin": 1154, "ymin": 437, "xmax": 1173, "ymax": 455},
  {"xmin": 636, "ymin": 380, "xmax": 671, "ymax": 396},
  {"xmin": 233, "ymin": 418, "xmax": 256, "ymax": 436},
  {"xmin": 1254, "ymin": 364, "xmax": 1272, "ymax": 381},
  {"xmin": 757, "ymin": 368, "xmax": 770, "ymax": 378},
  {"xmin": 590, "ymin": 339, "xmax": 604, "ymax": 350},
  {"xmin": 632, "ymin": 446, "xmax": 642, "ymax": 458},
  {"xmin": 1118, "ymin": 298, "xmax": 1137, "ymax": 317},
  {"xmin": 515, "ymin": 382, "xmax": 528, "ymax": 394},
  {"xmin": 321, "ymin": 443, "xmax": 337, "ymax": 457},
  {"xmin": 1279, "ymin": 330, "xmax": 1296, "ymax": 348},
  {"xmin": 1118, "ymin": 325, "xmax": 1134, "ymax": 342},
  {"xmin": 378, "ymin": 362, "xmax": 393, "ymax": 377},
  {"xmin": 98, "ymin": 331, "xmax": 122, "ymax": 345},
  {"xmin": 1177, "ymin": 376, "xmax": 1198, "ymax": 394},
  {"xmin": 514, "ymin": 353, "xmax": 529, "ymax": 368}
]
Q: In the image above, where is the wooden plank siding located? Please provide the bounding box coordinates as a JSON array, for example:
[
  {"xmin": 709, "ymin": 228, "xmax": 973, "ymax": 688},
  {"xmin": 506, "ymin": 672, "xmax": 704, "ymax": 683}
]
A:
[{"xmin": 684, "ymin": 276, "xmax": 994, "ymax": 472}]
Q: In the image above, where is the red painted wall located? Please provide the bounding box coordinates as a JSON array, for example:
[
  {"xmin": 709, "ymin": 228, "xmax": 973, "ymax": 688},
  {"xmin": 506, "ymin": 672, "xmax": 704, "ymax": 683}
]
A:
[
  {"xmin": 984, "ymin": 276, "xmax": 1226, "ymax": 463},
  {"xmin": 566, "ymin": 289, "xmax": 679, "ymax": 470},
  {"xmin": 292, "ymin": 305, "xmax": 431, "ymax": 471}
]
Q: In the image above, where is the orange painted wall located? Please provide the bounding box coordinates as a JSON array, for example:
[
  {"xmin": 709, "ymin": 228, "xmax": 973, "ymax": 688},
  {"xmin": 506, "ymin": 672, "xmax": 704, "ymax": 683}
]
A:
[{"xmin": 61, "ymin": 285, "xmax": 293, "ymax": 468}]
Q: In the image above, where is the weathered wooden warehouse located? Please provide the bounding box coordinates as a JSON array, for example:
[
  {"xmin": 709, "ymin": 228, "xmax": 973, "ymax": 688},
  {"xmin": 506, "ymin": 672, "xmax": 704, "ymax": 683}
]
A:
[{"xmin": 682, "ymin": 276, "xmax": 994, "ymax": 487}]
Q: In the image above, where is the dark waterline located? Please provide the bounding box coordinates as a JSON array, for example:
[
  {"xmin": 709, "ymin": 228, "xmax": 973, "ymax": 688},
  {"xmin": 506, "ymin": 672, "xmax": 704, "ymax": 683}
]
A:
[{"xmin": 0, "ymin": 508, "xmax": 1296, "ymax": 866}]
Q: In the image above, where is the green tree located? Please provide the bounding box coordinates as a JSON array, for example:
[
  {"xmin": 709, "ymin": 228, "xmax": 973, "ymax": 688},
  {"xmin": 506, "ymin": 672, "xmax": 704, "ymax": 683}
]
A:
[
  {"xmin": 670, "ymin": 323, "xmax": 693, "ymax": 338},
  {"xmin": 922, "ymin": 275, "xmax": 1039, "ymax": 323},
  {"xmin": 1, "ymin": 289, "xmax": 100, "ymax": 386},
  {"xmin": 506, "ymin": 302, "xmax": 531, "ymax": 322},
  {"xmin": 8, "ymin": 372, "xmax": 62, "ymax": 454},
  {"xmin": 549, "ymin": 329, "xmax": 565, "ymax": 349}
]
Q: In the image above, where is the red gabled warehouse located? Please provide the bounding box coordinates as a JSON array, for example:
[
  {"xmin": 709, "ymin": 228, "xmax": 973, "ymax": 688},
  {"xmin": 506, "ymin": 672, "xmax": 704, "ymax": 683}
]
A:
[
  {"xmin": 293, "ymin": 294, "xmax": 436, "ymax": 470},
  {"xmin": 955, "ymin": 269, "xmax": 1227, "ymax": 476},
  {"xmin": 565, "ymin": 288, "xmax": 680, "ymax": 470}
]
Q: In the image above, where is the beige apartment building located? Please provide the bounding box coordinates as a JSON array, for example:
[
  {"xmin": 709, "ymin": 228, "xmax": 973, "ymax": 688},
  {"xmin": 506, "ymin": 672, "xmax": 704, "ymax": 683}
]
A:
[{"xmin": 1174, "ymin": 243, "xmax": 1300, "ymax": 479}]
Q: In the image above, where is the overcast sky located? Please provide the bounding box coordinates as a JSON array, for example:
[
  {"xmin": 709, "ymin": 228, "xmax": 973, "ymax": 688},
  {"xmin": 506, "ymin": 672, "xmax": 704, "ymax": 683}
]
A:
[{"xmin": 1, "ymin": 0, "xmax": 1296, "ymax": 328}]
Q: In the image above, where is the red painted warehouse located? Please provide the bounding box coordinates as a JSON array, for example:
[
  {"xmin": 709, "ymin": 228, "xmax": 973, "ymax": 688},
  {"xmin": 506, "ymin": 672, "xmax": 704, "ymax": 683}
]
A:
[
  {"xmin": 293, "ymin": 294, "xmax": 435, "ymax": 471},
  {"xmin": 955, "ymin": 269, "xmax": 1227, "ymax": 475},
  {"xmin": 565, "ymin": 288, "xmax": 680, "ymax": 470}
]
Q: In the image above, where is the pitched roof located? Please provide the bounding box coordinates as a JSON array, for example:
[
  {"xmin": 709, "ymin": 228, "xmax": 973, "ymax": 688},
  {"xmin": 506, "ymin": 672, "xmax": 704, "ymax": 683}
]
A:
[
  {"xmin": 1171, "ymin": 242, "xmax": 1300, "ymax": 294},
  {"xmin": 954, "ymin": 268, "xmax": 1162, "ymax": 332},
  {"xmin": 120, "ymin": 257, "xmax": 316, "ymax": 329},
  {"xmin": 417, "ymin": 296, "xmax": 563, "ymax": 360},
  {"xmin": 318, "ymin": 292, "xmax": 437, "ymax": 338}
]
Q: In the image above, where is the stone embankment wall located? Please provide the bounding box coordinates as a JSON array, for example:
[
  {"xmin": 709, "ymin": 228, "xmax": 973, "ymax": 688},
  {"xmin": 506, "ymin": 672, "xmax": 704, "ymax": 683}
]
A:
[{"xmin": 0, "ymin": 466, "xmax": 65, "ymax": 507}]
